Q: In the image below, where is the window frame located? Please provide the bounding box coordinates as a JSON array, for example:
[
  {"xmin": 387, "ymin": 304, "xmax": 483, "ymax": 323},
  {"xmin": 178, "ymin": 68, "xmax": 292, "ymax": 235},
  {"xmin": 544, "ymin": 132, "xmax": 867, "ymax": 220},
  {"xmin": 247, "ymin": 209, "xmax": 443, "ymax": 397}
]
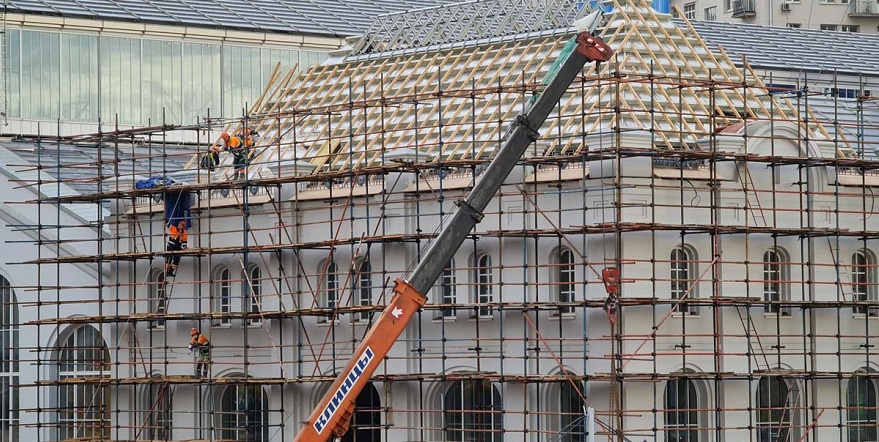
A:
[
  {"xmin": 670, "ymin": 246, "xmax": 698, "ymax": 315},
  {"xmin": 683, "ymin": 2, "xmax": 697, "ymax": 19},
  {"xmin": 853, "ymin": 250, "xmax": 878, "ymax": 316},
  {"xmin": 219, "ymin": 383, "xmax": 269, "ymax": 442},
  {"xmin": 756, "ymin": 376, "xmax": 796, "ymax": 442},
  {"xmin": 665, "ymin": 377, "xmax": 700, "ymax": 442},
  {"xmin": 443, "ymin": 379, "xmax": 503, "ymax": 441},
  {"xmin": 342, "ymin": 382, "xmax": 382, "ymax": 442},
  {"xmin": 847, "ymin": 370, "xmax": 878, "ymax": 442},
  {"xmin": 214, "ymin": 267, "xmax": 233, "ymax": 326},
  {"xmin": 704, "ymin": 6, "xmax": 718, "ymax": 20},
  {"xmin": 558, "ymin": 380, "xmax": 586, "ymax": 441},
  {"xmin": 763, "ymin": 249, "xmax": 791, "ymax": 316},
  {"xmin": 434, "ymin": 260, "xmax": 457, "ymax": 320},
  {"xmin": 145, "ymin": 378, "xmax": 173, "ymax": 441},
  {"xmin": 555, "ymin": 248, "xmax": 576, "ymax": 316},
  {"xmin": 58, "ymin": 326, "xmax": 110, "ymax": 441},
  {"xmin": 245, "ymin": 266, "xmax": 263, "ymax": 326},
  {"xmin": 318, "ymin": 260, "xmax": 339, "ymax": 324},
  {"xmin": 354, "ymin": 258, "xmax": 373, "ymax": 322},
  {"xmin": 474, "ymin": 253, "xmax": 493, "ymax": 318}
]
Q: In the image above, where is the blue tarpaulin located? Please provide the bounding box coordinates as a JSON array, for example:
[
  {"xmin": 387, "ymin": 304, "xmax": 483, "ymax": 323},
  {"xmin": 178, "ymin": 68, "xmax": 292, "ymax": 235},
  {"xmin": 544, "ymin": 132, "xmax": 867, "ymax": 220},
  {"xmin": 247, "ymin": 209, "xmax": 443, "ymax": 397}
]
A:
[
  {"xmin": 164, "ymin": 191, "xmax": 192, "ymax": 228},
  {"xmin": 135, "ymin": 175, "xmax": 177, "ymax": 189}
]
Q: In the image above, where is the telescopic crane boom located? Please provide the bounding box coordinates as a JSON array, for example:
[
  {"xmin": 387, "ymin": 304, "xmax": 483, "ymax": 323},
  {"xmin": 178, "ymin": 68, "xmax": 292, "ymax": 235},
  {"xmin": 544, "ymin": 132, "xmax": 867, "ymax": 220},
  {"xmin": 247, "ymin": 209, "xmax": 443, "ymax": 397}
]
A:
[{"xmin": 294, "ymin": 12, "xmax": 613, "ymax": 441}]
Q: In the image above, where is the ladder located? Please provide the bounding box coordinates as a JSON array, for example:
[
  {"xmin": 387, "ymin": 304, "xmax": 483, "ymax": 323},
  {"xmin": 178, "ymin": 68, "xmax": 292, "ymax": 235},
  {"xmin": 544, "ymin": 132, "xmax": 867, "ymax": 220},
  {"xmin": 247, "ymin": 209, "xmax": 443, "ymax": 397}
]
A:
[{"xmin": 740, "ymin": 164, "xmax": 768, "ymax": 227}]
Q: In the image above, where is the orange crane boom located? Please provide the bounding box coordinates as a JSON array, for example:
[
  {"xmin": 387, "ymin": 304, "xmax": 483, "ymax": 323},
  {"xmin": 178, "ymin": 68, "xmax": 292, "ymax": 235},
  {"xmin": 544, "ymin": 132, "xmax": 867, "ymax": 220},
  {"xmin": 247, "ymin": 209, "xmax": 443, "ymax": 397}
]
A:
[{"xmin": 295, "ymin": 14, "xmax": 613, "ymax": 441}]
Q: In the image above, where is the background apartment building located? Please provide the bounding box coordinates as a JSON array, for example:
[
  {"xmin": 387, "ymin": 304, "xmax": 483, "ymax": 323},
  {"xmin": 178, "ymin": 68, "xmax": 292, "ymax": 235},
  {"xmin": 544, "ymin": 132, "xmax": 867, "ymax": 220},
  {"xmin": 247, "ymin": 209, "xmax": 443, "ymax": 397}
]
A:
[{"xmin": 667, "ymin": 0, "xmax": 879, "ymax": 32}]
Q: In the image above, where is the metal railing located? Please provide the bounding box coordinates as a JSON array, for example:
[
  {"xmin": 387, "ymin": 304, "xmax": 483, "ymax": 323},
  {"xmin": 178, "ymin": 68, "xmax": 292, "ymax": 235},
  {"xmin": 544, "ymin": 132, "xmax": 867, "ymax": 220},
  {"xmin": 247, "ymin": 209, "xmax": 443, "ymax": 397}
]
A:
[
  {"xmin": 849, "ymin": 0, "xmax": 879, "ymax": 16},
  {"xmin": 733, "ymin": 0, "xmax": 757, "ymax": 17}
]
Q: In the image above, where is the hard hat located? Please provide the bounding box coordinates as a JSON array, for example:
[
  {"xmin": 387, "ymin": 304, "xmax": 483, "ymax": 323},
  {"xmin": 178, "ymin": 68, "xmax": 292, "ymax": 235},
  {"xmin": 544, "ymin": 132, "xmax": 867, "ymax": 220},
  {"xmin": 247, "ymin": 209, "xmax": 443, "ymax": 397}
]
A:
[
  {"xmin": 191, "ymin": 328, "xmax": 198, "ymax": 335},
  {"xmin": 220, "ymin": 132, "xmax": 230, "ymax": 141}
]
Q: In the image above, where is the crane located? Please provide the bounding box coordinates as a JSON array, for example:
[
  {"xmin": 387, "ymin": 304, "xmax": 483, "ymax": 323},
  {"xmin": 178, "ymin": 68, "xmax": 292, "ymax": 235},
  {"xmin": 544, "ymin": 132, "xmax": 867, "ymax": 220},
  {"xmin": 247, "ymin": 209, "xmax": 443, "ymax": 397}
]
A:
[{"xmin": 294, "ymin": 10, "xmax": 613, "ymax": 441}]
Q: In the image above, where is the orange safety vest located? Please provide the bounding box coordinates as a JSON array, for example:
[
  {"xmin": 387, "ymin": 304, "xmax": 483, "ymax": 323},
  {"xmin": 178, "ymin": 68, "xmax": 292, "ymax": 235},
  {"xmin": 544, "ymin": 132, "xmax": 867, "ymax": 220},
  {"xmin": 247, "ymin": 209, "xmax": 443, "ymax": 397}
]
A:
[
  {"xmin": 169, "ymin": 225, "xmax": 188, "ymax": 243},
  {"xmin": 190, "ymin": 333, "xmax": 209, "ymax": 347}
]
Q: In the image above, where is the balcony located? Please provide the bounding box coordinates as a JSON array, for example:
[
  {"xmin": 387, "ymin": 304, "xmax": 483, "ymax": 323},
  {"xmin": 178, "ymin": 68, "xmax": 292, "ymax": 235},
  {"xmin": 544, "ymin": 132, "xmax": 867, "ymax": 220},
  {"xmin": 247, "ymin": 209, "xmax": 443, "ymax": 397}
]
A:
[
  {"xmin": 849, "ymin": 0, "xmax": 879, "ymax": 16},
  {"xmin": 732, "ymin": 0, "xmax": 757, "ymax": 17}
]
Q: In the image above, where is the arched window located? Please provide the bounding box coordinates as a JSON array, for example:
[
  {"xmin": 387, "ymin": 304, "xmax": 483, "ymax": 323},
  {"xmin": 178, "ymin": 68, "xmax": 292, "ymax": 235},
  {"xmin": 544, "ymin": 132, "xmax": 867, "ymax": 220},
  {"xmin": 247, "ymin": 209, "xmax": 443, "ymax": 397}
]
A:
[
  {"xmin": 58, "ymin": 326, "xmax": 110, "ymax": 440},
  {"xmin": 670, "ymin": 246, "xmax": 698, "ymax": 315},
  {"xmin": 144, "ymin": 378, "xmax": 172, "ymax": 440},
  {"xmin": 559, "ymin": 380, "xmax": 586, "ymax": 441},
  {"xmin": 848, "ymin": 370, "xmax": 878, "ymax": 442},
  {"xmin": 219, "ymin": 383, "xmax": 269, "ymax": 441},
  {"xmin": 763, "ymin": 248, "xmax": 790, "ymax": 315},
  {"xmin": 319, "ymin": 260, "xmax": 339, "ymax": 323},
  {"xmin": 149, "ymin": 270, "xmax": 167, "ymax": 328},
  {"xmin": 853, "ymin": 251, "xmax": 877, "ymax": 316},
  {"xmin": 756, "ymin": 376, "xmax": 795, "ymax": 442},
  {"xmin": 245, "ymin": 266, "xmax": 262, "ymax": 325},
  {"xmin": 665, "ymin": 378, "xmax": 699, "ymax": 441},
  {"xmin": 475, "ymin": 254, "xmax": 493, "ymax": 318},
  {"xmin": 214, "ymin": 267, "xmax": 232, "ymax": 326},
  {"xmin": 355, "ymin": 258, "xmax": 372, "ymax": 322},
  {"xmin": 556, "ymin": 248, "xmax": 576, "ymax": 315},
  {"xmin": 444, "ymin": 379, "xmax": 502, "ymax": 441},
  {"xmin": 0, "ymin": 276, "xmax": 18, "ymax": 441},
  {"xmin": 435, "ymin": 259, "xmax": 456, "ymax": 320},
  {"xmin": 341, "ymin": 382, "xmax": 381, "ymax": 442}
]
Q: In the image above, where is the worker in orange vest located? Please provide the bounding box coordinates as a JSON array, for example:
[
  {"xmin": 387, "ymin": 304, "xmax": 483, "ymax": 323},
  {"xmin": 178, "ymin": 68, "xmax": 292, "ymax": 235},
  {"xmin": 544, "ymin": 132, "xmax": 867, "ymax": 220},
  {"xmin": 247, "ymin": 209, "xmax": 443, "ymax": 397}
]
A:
[
  {"xmin": 199, "ymin": 133, "xmax": 228, "ymax": 171},
  {"xmin": 188, "ymin": 328, "xmax": 211, "ymax": 378},
  {"xmin": 163, "ymin": 220, "xmax": 188, "ymax": 278},
  {"xmin": 223, "ymin": 129, "xmax": 259, "ymax": 180}
]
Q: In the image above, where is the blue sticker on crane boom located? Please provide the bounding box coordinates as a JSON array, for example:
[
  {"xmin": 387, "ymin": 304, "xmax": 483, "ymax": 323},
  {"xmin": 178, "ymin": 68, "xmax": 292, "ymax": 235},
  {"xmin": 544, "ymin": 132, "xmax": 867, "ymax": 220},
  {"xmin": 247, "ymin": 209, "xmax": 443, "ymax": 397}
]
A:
[{"xmin": 313, "ymin": 347, "xmax": 375, "ymax": 434}]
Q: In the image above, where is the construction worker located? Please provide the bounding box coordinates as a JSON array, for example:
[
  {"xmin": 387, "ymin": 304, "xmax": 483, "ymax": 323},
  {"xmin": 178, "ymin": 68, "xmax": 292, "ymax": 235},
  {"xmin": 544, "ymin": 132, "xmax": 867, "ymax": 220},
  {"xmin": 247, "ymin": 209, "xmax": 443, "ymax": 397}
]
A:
[
  {"xmin": 224, "ymin": 130, "xmax": 249, "ymax": 181},
  {"xmin": 218, "ymin": 131, "xmax": 231, "ymax": 149},
  {"xmin": 188, "ymin": 328, "xmax": 211, "ymax": 378},
  {"xmin": 163, "ymin": 220, "xmax": 187, "ymax": 278},
  {"xmin": 244, "ymin": 128, "xmax": 260, "ymax": 148},
  {"xmin": 199, "ymin": 133, "xmax": 227, "ymax": 171}
]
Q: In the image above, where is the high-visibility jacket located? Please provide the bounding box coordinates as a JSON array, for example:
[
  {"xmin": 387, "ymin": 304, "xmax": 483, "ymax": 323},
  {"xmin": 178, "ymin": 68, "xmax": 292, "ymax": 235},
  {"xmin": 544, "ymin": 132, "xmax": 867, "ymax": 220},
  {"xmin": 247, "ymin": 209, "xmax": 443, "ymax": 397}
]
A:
[
  {"xmin": 190, "ymin": 333, "xmax": 209, "ymax": 347},
  {"xmin": 169, "ymin": 225, "xmax": 188, "ymax": 248},
  {"xmin": 190, "ymin": 333, "xmax": 211, "ymax": 356}
]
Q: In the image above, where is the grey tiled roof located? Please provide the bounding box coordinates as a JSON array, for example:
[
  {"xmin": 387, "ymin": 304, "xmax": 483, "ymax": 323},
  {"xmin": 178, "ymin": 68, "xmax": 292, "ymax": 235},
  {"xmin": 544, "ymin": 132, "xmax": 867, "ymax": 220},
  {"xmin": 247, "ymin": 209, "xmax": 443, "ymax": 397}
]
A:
[
  {"xmin": 806, "ymin": 97, "xmax": 879, "ymax": 157},
  {"xmin": 9, "ymin": 0, "xmax": 458, "ymax": 37},
  {"xmin": 3, "ymin": 139, "xmax": 193, "ymax": 197},
  {"xmin": 678, "ymin": 19, "xmax": 879, "ymax": 76}
]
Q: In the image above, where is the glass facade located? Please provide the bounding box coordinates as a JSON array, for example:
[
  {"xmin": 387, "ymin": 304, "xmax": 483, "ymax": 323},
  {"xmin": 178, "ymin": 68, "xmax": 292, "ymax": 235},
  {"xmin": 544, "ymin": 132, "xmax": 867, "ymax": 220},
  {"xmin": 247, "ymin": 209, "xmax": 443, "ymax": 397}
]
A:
[{"xmin": 6, "ymin": 28, "xmax": 328, "ymax": 125}]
